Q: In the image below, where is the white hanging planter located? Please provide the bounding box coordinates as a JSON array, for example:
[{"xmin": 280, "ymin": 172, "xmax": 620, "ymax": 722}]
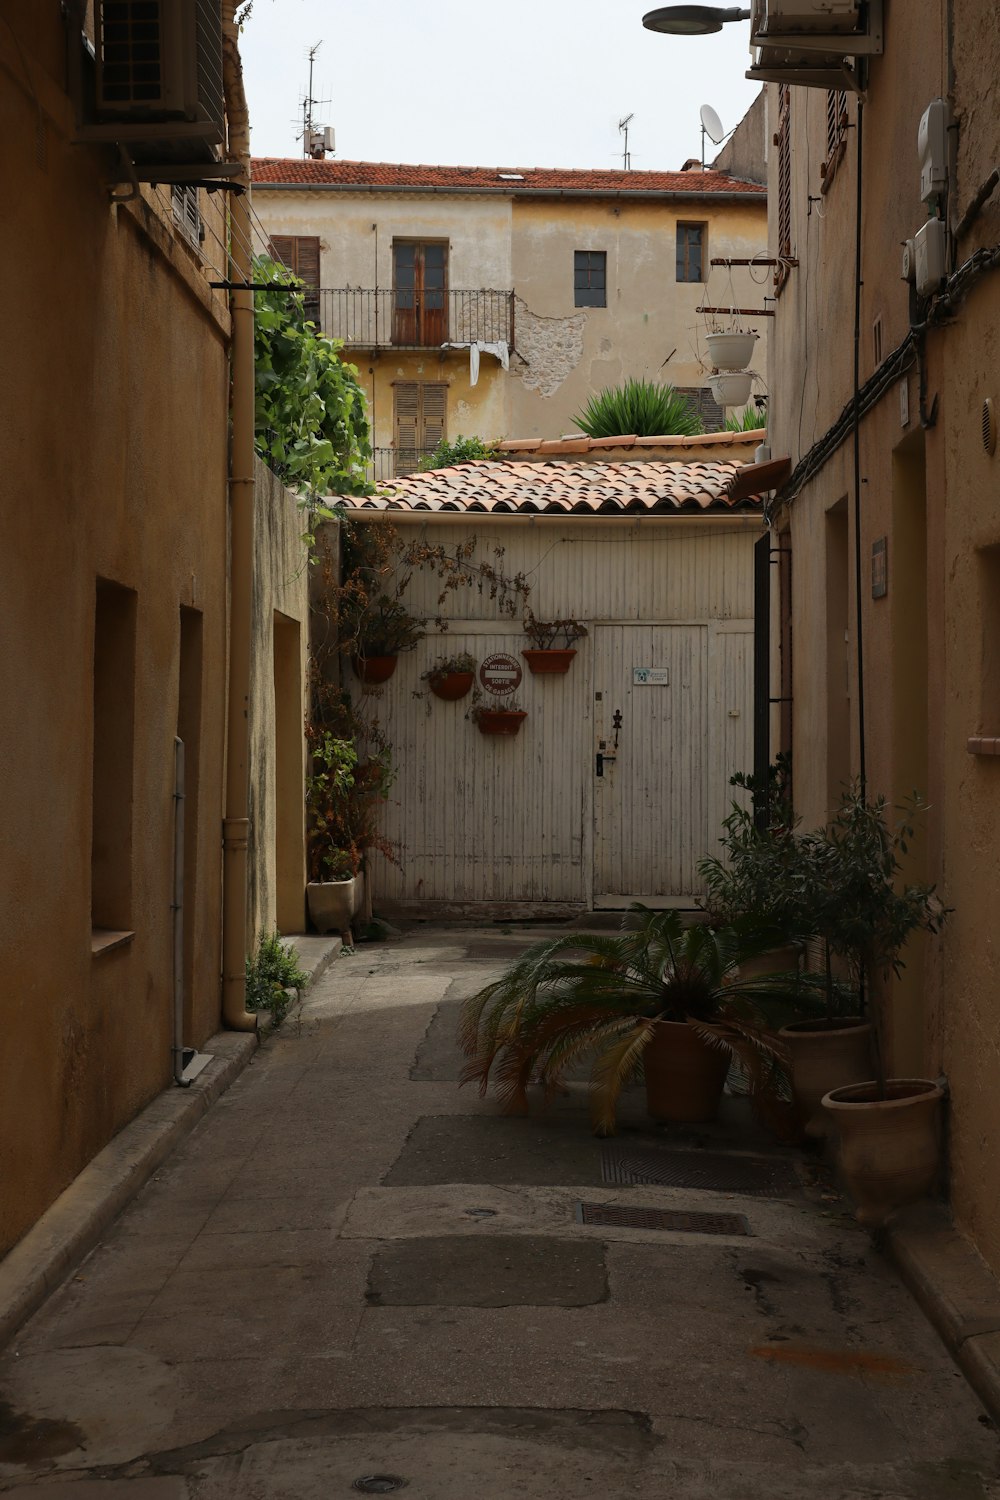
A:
[
  {"xmin": 705, "ymin": 330, "xmax": 758, "ymax": 372},
  {"xmin": 708, "ymin": 371, "xmax": 753, "ymax": 408}
]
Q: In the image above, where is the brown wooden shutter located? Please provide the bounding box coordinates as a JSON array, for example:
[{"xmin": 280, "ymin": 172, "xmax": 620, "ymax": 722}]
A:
[
  {"xmin": 268, "ymin": 235, "xmax": 295, "ymax": 270},
  {"xmin": 268, "ymin": 235, "xmax": 321, "ymax": 322},
  {"xmin": 420, "ymin": 383, "xmax": 448, "ymax": 451},
  {"xmin": 776, "ymin": 86, "xmax": 792, "ymax": 292}
]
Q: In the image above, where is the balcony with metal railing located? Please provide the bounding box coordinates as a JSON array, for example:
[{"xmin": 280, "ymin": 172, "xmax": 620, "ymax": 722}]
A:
[
  {"xmin": 318, "ymin": 288, "xmax": 515, "ymax": 352},
  {"xmin": 368, "ymin": 447, "xmax": 437, "ymax": 483}
]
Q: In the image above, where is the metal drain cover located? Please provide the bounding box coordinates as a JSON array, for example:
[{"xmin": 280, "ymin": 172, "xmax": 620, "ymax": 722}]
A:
[
  {"xmin": 353, "ymin": 1479, "xmax": 408, "ymax": 1494},
  {"xmin": 601, "ymin": 1146, "xmax": 801, "ymax": 1198},
  {"xmin": 577, "ymin": 1202, "xmax": 750, "ymax": 1235}
]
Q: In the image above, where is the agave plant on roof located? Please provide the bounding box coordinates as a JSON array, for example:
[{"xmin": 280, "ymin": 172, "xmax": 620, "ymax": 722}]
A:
[
  {"xmin": 573, "ymin": 379, "xmax": 705, "ymax": 440},
  {"xmin": 458, "ymin": 905, "xmax": 820, "ymax": 1136}
]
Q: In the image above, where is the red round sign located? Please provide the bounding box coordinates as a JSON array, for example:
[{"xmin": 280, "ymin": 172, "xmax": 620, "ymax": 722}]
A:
[{"xmin": 479, "ymin": 652, "xmax": 523, "ymax": 696}]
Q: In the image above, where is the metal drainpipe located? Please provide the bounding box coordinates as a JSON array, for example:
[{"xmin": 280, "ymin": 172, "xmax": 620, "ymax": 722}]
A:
[
  {"xmin": 220, "ymin": 168, "xmax": 257, "ymax": 1032},
  {"xmin": 172, "ymin": 737, "xmax": 191, "ymax": 1084}
]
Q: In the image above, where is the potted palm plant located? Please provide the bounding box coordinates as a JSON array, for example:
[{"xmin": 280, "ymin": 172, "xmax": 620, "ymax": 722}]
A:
[
  {"xmin": 521, "ymin": 614, "xmax": 588, "ymax": 675},
  {"xmin": 459, "ymin": 905, "xmax": 804, "ymax": 1135},
  {"xmin": 305, "ymin": 731, "xmax": 360, "ymax": 937}
]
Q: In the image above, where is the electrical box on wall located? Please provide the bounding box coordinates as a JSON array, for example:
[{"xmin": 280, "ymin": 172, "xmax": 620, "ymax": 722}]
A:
[
  {"xmin": 901, "ymin": 239, "xmax": 916, "ymax": 283},
  {"xmin": 918, "ymin": 99, "xmax": 949, "ymax": 205},
  {"xmin": 915, "ymin": 218, "xmax": 946, "ymax": 297}
]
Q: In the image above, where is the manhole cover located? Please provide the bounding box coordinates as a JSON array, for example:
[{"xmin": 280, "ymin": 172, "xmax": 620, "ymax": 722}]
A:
[
  {"xmin": 353, "ymin": 1479, "xmax": 408, "ymax": 1494},
  {"xmin": 601, "ymin": 1146, "xmax": 801, "ymax": 1198},
  {"xmin": 576, "ymin": 1201, "xmax": 750, "ymax": 1235}
]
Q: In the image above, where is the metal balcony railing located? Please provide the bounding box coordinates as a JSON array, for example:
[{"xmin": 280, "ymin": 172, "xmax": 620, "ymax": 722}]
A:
[
  {"xmin": 318, "ymin": 288, "xmax": 515, "ymax": 352},
  {"xmin": 369, "ymin": 448, "xmax": 437, "ymax": 482}
]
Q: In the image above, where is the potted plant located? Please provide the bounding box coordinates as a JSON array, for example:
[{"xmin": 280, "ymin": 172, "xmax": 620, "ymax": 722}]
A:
[
  {"xmin": 305, "ymin": 731, "xmax": 361, "ymax": 938},
  {"xmin": 459, "ymin": 905, "xmax": 803, "ymax": 1135},
  {"xmin": 352, "ymin": 594, "xmax": 424, "ymax": 683},
  {"xmin": 708, "ymin": 371, "xmax": 754, "ymax": 410},
  {"xmin": 699, "ymin": 760, "xmax": 872, "ymax": 1139},
  {"xmin": 469, "ymin": 697, "xmax": 527, "ymax": 736},
  {"xmin": 421, "ymin": 650, "xmax": 478, "ymax": 702},
  {"xmin": 522, "ymin": 614, "xmax": 588, "ymax": 674},
  {"xmin": 814, "ymin": 785, "xmax": 949, "ymax": 1225},
  {"xmin": 705, "ymin": 329, "xmax": 759, "ymax": 373}
]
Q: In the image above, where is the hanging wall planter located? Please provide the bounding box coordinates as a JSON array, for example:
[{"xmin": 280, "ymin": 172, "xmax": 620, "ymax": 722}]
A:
[
  {"xmin": 353, "ymin": 654, "xmax": 398, "ymax": 684},
  {"xmin": 475, "ymin": 708, "xmax": 528, "ymax": 737},
  {"xmin": 522, "ymin": 648, "xmax": 577, "ymax": 675},
  {"xmin": 705, "ymin": 330, "xmax": 758, "ymax": 372},
  {"xmin": 708, "ymin": 371, "xmax": 753, "ymax": 409},
  {"xmin": 429, "ymin": 670, "xmax": 475, "ymax": 701}
]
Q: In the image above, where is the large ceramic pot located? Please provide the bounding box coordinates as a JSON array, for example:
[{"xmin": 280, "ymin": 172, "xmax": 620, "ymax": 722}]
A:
[
  {"xmin": 821, "ymin": 1078, "xmax": 944, "ymax": 1227},
  {"xmin": 778, "ymin": 1017, "xmax": 873, "ymax": 1139},
  {"xmin": 306, "ymin": 876, "xmax": 357, "ymax": 938},
  {"xmin": 522, "ymin": 649, "xmax": 577, "ymax": 675},
  {"xmin": 353, "ymin": 654, "xmax": 397, "ymax": 684},
  {"xmin": 643, "ymin": 1019, "xmax": 730, "ymax": 1124},
  {"xmin": 705, "ymin": 330, "xmax": 758, "ymax": 372}
]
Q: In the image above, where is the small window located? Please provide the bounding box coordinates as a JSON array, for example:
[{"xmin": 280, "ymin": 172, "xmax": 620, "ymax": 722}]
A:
[
  {"xmin": 676, "ymin": 222, "xmax": 706, "ymax": 283},
  {"xmin": 574, "ymin": 250, "xmax": 606, "ymax": 308},
  {"xmin": 92, "ymin": 579, "xmax": 137, "ymax": 940},
  {"xmin": 171, "ymin": 185, "xmax": 202, "ymax": 249}
]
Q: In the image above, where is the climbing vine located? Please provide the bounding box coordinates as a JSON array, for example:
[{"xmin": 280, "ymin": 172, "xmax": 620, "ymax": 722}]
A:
[{"xmin": 253, "ymin": 253, "xmax": 372, "ymax": 502}]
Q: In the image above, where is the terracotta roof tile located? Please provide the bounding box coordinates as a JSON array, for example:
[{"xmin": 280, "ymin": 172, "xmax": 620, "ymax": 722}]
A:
[
  {"xmin": 337, "ymin": 458, "xmax": 765, "ymax": 516},
  {"xmin": 251, "ymin": 159, "xmax": 765, "ymax": 196}
]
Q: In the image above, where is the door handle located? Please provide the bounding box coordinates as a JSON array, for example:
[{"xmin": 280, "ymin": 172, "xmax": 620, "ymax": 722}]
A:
[{"xmin": 596, "ymin": 752, "xmax": 604, "ymax": 778}]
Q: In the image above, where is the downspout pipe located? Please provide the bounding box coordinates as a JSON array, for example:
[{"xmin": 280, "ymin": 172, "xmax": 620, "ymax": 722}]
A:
[
  {"xmin": 172, "ymin": 737, "xmax": 191, "ymax": 1084},
  {"xmin": 221, "ymin": 5, "xmax": 257, "ymax": 1032}
]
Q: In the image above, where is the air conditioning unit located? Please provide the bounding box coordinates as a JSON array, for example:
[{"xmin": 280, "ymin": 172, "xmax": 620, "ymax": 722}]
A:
[
  {"xmin": 95, "ymin": 0, "xmax": 222, "ymax": 127},
  {"xmin": 749, "ymin": 0, "xmax": 882, "ymax": 61}
]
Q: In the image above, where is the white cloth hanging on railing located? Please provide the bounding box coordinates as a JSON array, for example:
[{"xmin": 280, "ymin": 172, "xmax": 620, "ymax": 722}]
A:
[{"xmin": 440, "ymin": 340, "xmax": 510, "ymax": 386}]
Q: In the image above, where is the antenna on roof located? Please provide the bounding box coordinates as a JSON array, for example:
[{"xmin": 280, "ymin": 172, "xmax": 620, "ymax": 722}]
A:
[
  {"xmin": 298, "ymin": 41, "xmax": 335, "ymax": 159},
  {"xmin": 618, "ymin": 113, "xmax": 634, "ymax": 171}
]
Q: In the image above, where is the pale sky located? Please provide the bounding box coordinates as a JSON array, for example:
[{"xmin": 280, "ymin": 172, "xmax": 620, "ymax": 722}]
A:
[{"xmin": 239, "ymin": 2, "xmax": 763, "ymax": 173}]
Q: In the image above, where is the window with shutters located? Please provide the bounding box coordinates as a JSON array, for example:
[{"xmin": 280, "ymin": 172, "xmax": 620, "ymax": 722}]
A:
[
  {"xmin": 775, "ymin": 85, "xmax": 792, "ymax": 295},
  {"xmin": 268, "ymin": 235, "xmax": 321, "ymax": 324},
  {"xmin": 821, "ymin": 88, "xmax": 849, "ymax": 194},
  {"xmin": 574, "ymin": 250, "xmax": 606, "ymax": 308},
  {"xmin": 393, "ymin": 241, "xmax": 448, "ymax": 346},
  {"xmin": 676, "ymin": 223, "xmax": 706, "ymax": 283},
  {"xmin": 171, "ymin": 185, "xmax": 202, "ymax": 250},
  {"xmin": 393, "ymin": 382, "xmax": 448, "ymax": 475}
]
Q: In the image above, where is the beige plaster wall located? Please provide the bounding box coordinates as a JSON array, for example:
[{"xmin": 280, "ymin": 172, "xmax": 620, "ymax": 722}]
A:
[
  {"xmin": 362, "ymin": 352, "xmax": 510, "ymax": 458},
  {"xmin": 767, "ymin": 0, "xmax": 1000, "ymax": 1275},
  {"xmin": 510, "ymin": 196, "xmax": 769, "ymax": 438},
  {"xmin": 1, "ymin": 11, "xmax": 231, "ymax": 1256},
  {"xmin": 247, "ymin": 459, "xmax": 312, "ymax": 942}
]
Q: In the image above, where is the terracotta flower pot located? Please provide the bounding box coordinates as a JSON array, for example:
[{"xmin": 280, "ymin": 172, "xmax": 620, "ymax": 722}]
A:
[
  {"xmin": 821, "ymin": 1078, "xmax": 944, "ymax": 1227},
  {"xmin": 643, "ymin": 1019, "xmax": 730, "ymax": 1124},
  {"xmin": 476, "ymin": 709, "xmax": 527, "ymax": 737},
  {"xmin": 353, "ymin": 654, "xmax": 397, "ymax": 684},
  {"xmin": 428, "ymin": 670, "xmax": 474, "ymax": 701},
  {"xmin": 522, "ymin": 648, "xmax": 577, "ymax": 675},
  {"xmin": 778, "ymin": 1016, "xmax": 873, "ymax": 1140}
]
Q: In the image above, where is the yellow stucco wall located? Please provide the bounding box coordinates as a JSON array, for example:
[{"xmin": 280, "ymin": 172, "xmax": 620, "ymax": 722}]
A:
[
  {"xmin": 767, "ymin": 2, "xmax": 1000, "ymax": 1272},
  {"xmin": 1, "ymin": 11, "xmax": 232, "ymax": 1255}
]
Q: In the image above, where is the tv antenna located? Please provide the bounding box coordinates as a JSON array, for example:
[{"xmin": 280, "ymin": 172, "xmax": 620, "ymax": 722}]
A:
[
  {"xmin": 618, "ymin": 113, "xmax": 634, "ymax": 171},
  {"xmin": 699, "ymin": 103, "xmax": 734, "ymax": 167},
  {"xmin": 298, "ymin": 41, "xmax": 334, "ymax": 158}
]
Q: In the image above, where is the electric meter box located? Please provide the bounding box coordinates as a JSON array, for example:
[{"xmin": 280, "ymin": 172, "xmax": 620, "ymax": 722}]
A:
[
  {"xmin": 918, "ymin": 99, "xmax": 948, "ymax": 204},
  {"xmin": 915, "ymin": 218, "xmax": 946, "ymax": 298}
]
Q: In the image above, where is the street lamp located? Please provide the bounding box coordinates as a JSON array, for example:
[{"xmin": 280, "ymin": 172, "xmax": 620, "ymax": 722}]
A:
[{"xmin": 642, "ymin": 6, "xmax": 750, "ymax": 35}]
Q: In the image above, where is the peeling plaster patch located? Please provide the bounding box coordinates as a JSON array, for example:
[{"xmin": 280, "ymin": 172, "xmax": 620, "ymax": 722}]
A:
[
  {"xmin": 600, "ymin": 338, "xmax": 613, "ymax": 354},
  {"xmin": 515, "ymin": 297, "xmax": 587, "ymax": 397}
]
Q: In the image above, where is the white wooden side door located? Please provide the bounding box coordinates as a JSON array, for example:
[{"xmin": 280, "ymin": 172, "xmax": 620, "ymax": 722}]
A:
[{"xmin": 591, "ymin": 622, "xmax": 754, "ymax": 907}]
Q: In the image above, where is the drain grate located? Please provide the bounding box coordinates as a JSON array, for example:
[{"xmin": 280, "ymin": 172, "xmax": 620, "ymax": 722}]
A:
[
  {"xmin": 577, "ymin": 1202, "xmax": 750, "ymax": 1235},
  {"xmin": 601, "ymin": 1146, "xmax": 801, "ymax": 1198},
  {"xmin": 353, "ymin": 1479, "xmax": 408, "ymax": 1495}
]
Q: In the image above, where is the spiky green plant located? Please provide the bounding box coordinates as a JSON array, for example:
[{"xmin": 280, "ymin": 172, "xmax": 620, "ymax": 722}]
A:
[
  {"xmin": 574, "ymin": 380, "xmax": 704, "ymax": 440},
  {"xmin": 723, "ymin": 404, "xmax": 767, "ymax": 432},
  {"xmin": 459, "ymin": 906, "xmax": 817, "ymax": 1135}
]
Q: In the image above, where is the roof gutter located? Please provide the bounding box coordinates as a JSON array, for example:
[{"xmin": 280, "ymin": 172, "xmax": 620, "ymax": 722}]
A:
[{"xmin": 252, "ymin": 183, "xmax": 765, "ymax": 204}]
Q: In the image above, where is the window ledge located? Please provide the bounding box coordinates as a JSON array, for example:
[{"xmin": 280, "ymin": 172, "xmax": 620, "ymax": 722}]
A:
[
  {"xmin": 967, "ymin": 736, "xmax": 1000, "ymax": 757},
  {"xmin": 91, "ymin": 928, "xmax": 135, "ymax": 957}
]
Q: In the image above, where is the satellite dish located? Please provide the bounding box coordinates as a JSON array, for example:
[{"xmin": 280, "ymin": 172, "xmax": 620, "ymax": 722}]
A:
[{"xmin": 700, "ymin": 104, "xmax": 726, "ymax": 144}]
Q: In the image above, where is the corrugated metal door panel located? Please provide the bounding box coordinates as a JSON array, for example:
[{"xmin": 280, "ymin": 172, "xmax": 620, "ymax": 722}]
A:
[
  {"xmin": 371, "ymin": 632, "xmax": 589, "ymax": 904},
  {"xmin": 593, "ymin": 625, "xmax": 708, "ymax": 903},
  {"xmin": 705, "ymin": 623, "xmax": 756, "ymax": 860}
]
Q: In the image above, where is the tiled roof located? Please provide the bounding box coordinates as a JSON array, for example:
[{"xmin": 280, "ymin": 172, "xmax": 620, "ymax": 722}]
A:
[
  {"xmin": 497, "ymin": 431, "xmax": 766, "ymax": 458},
  {"xmin": 339, "ymin": 459, "xmax": 766, "ymax": 515},
  {"xmin": 251, "ymin": 159, "xmax": 765, "ymax": 196}
]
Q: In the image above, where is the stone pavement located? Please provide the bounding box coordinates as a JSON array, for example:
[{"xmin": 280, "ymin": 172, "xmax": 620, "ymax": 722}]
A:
[{"xmin": 1, "ymin": 928, "xmax": 999, "ymax": 1499}]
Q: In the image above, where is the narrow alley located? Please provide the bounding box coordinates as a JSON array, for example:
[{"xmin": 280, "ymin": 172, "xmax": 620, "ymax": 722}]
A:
[{"xmin": 1, "ymin": 930, "xmax": 998, "ymax": 1499}]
